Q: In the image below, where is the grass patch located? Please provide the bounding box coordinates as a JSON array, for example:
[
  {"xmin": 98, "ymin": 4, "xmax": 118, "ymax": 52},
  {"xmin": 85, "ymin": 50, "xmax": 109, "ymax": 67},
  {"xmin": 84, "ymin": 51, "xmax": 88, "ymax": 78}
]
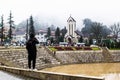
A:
[
  {"xmin": 49, "ymin": 47, "xmax": 57, "ymax": 51},
  {"xmin": 91, "ymin": 47, "xmax": 100, "ymax": 50}
]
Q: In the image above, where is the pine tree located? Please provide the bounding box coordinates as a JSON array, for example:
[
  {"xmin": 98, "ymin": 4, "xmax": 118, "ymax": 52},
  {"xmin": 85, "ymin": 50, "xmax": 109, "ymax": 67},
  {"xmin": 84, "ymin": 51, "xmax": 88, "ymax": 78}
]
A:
[
  {"xmin": 8, "ymin": 11, "xmax": 14, "ymax": 42},
  {"xmin": 61, "ymin": 27, "xmax": 67, "ymax": 41},
  {"xmin": 47, "ymin": 27, "xmax": 51, "ymax": 37},
  {"xmin": 55, "ymin": 27, "xmax": 60, "ymax": 43},
  {"xmin": 29, "ymin": 15, "xmax": 35, "ymax": 36},
  {"xmin": 61, "ymin": 27, "xmax": 67, "ymax": 37},
  {"xmin": 0, "ymin": 15, "xmax": 4, "ymax": 45}
]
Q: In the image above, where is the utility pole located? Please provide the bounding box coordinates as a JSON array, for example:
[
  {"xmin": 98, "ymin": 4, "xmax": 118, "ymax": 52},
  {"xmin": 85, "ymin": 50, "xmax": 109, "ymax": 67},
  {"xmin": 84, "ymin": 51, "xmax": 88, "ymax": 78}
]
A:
[{"xmin": 26, "ymin": 19, "xmax": 29, "ymax": 41}]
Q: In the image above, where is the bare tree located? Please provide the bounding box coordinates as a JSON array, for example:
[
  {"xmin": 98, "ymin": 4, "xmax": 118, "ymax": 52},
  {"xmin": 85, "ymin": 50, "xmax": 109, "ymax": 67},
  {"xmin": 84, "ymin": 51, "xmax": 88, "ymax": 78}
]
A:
[
  {"xmin": 81, "ymin": 18, "xmax": 92, "ymax": 36},
  {"xmin": 110, "ymin": 23, "xmax": 120, "ymax": 39},
  {"xmin": 90, "ymin": 22, "xmax": 103, "ymax": 44}
]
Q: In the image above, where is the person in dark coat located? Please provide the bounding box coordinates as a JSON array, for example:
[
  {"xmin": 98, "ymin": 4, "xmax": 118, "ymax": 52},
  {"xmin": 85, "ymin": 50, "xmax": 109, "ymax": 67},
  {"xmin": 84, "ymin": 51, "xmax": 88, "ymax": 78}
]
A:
[{"xmin": 26, "ymin": 33, "xmax": 39, "ymax": 70}]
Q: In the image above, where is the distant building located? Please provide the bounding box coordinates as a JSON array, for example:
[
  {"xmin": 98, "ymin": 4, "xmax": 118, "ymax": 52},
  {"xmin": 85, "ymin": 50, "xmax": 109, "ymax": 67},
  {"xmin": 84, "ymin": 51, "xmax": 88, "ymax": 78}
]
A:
[
  {"xmin": 1, "ymin": 24, "xmax": 13, "ymax": 38},
  {"xmin": 65, "ymin": 16, "xmax": 80, "ymax": 43},
  {"xmin": 36, "ymin": 30, "xmax": 47, "ymax": 43},
  {"xmin": 12, "ymin": 34, "xmax": 26, "ymax": 43},
  {"xmin": 3, "ymin": 24, "xmax": 9, "ymax": 37},
  {"xmin": 13, "ymin": 29, "xmax": 55, "ymax": 45}
]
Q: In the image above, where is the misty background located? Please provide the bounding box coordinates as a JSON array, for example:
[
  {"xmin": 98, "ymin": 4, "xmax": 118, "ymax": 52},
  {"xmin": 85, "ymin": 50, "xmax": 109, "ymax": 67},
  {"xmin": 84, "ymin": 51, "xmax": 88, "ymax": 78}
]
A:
[{"xmin": 0, "ymin": 0, "xmax": 120, "ymax": 33}]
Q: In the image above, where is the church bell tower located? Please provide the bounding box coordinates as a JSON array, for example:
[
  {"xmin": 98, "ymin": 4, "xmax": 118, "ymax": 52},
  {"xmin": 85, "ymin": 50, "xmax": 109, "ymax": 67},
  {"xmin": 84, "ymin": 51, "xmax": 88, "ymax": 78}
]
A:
[
  {"xmin": 65, "ymin": 15, "xmax": 77, "ymax": 43},
  {"xmin": 66, "ymin": 15, "xmax": 76, "ymax": 37}
]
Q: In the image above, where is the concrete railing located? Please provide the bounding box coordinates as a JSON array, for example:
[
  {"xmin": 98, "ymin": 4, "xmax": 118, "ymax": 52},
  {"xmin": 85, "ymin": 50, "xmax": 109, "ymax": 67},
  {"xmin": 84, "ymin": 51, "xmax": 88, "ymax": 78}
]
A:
[{"xmin": 0, "ymin": 66, "xmax": 104, "ymax": 80}]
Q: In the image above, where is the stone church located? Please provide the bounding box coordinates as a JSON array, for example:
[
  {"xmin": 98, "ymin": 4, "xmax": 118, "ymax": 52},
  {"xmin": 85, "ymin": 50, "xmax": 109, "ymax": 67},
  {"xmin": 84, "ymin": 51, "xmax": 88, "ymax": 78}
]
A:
[{"xmin": 65, "ymin": 16, "xmax": 80, "ymax": 44}]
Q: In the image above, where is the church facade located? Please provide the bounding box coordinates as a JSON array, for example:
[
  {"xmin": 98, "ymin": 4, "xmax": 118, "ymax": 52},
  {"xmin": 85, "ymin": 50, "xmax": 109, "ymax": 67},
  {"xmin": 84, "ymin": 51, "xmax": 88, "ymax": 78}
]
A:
[{"xmin": 65, "ymin": 16, "xmax": 79, "ymax": 44}]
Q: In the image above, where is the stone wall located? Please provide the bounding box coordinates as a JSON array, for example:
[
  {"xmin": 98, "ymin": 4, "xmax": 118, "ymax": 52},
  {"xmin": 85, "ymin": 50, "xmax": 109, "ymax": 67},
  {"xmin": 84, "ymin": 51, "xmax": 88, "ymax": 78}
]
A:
[
  {"xmin": 0, "ymin": 47, "xmax": 60, "ymax": 69},
  {"xmin": 0, "ymin": 47, "xmax": 120, "ymax": 70},
  {"xmin": 109, "ymin": 50, "xmax": 120, "ymax": 62},
  {"xmin": 53, "ymin": 48, "xmax": 120, "ymax": 64},
  {"xmin": 55, "ymin": 50, "xmax": 104, "ymax": 64}
]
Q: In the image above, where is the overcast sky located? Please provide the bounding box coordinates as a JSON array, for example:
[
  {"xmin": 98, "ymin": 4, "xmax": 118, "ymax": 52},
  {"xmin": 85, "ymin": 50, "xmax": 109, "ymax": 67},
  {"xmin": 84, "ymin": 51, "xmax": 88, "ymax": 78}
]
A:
[{"xmin": 0, "ymin": 0, "xmax": 120, "ymax": 29}]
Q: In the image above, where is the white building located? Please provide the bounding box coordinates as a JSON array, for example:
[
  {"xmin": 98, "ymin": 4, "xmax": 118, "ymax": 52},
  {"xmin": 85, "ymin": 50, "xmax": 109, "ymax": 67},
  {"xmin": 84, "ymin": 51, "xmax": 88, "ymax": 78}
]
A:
[
  {"xmin": 12, "ymin": 34, "xmax": 26, "ymax": 43},
  {"xmin": 65, "ymin": 16, "xmax": 78, "ymax": 43},
  {"xmin": 35, "ymin": 30, "xmax": 47, "ymax": 44},
  {"xmin": 35, "ymin": 33, "xmax": 47, "ymax": 43},
  {"xmin": 12, "ymin": 29, "xmax": 47, "ymax": 45}
]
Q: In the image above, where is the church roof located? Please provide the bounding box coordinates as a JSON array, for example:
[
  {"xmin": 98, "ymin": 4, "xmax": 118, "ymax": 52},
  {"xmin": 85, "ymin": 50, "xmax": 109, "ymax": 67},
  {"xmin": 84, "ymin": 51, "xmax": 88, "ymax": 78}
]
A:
[
  {"xmin": 67, "ymin": 16, "xmax": 76, "ymax": 22},
  {"xmin": 75, "ymin": 30, "xmax": 83, "ymax": 36}
]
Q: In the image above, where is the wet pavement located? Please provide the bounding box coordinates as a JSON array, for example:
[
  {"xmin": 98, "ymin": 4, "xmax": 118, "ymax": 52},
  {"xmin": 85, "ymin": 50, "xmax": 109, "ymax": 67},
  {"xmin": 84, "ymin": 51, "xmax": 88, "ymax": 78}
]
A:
[
  {"xmin": 0, "ymin": 70, "xmax": 36, "ymax": 80},
  {"xmin": 104, "ymin": 73, "xmax": 120, "ymax": 80}
]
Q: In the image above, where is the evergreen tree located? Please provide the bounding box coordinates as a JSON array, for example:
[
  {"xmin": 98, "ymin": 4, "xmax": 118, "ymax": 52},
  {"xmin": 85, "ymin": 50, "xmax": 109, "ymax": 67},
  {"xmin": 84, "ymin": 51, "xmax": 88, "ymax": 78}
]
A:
[
  {"xmin": 47, "ymin": 27, "xmax": 51, "ymax": 37},
  {"xmin": 59, "ymin": 35, "xmax": 64, "ymax": 42},
  {"xmin": 61, "ymin": 27, "xmax": 67, "ymax": 37},
  {"xmin": 29, "ymin": 15, "xmax": 35, "ymax": 36},
  {"xmin": 60, "ymin": 27, "xmax": 67, "ymax": 42},
  {"xmin": 55, "ymin": 27, "xmax": 60, "ymax": 37},
  {"xmin": 0, "ymin": 15, "xmax": 4, "ymax": 45},
  {"xmin": 55, "ymin": 27, "xmax": 60, "ymax": 43},
  {"xmin": 78, "ymin": 36, "xmax": 83, "ymax": 43},
  {"xmin": 50, "ymin": 37, "xmax": 54, "ymax": 44},
  {"xmin": 8, "ymin": 11, "xmax": 14, "ymax": 42}
]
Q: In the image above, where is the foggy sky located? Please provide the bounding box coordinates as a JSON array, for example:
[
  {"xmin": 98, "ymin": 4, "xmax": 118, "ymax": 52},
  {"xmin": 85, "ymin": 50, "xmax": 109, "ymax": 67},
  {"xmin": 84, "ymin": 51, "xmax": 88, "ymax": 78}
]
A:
[{"xmin": 0, "ymin": 0, "xmax": 120, "ymax": 29}]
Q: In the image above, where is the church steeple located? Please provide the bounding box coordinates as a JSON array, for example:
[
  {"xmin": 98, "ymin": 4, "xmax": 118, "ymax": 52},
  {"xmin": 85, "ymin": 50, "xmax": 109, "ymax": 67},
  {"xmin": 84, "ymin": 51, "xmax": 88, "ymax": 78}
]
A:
[
  {"xmin": 67, "ymin": 15, "xmax": 76, "ymax": 36},
  {"xmin": 65, "ymin": 15, "xmax": 78, "ymax": 43},
  {"xmin": 67, "ymin": 15, "xmax": 76, "ymax": 22}
]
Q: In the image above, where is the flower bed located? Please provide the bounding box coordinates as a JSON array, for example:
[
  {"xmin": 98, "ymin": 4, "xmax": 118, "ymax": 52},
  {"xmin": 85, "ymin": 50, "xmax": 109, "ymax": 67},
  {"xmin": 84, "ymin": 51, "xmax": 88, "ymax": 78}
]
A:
[
  {"xmin": 54, "ymin": 46, "xmax": 64, "ymax": 51},
  {"xmin": 48, "ymin": 46, "xmax": 100, "ymax": 51},
  {"xmin": 83, "ymin": 47, "xmax": 92, "ymax": 50},
  {"xmin": 74, "ymin": 47, "xmax": 82, "ymax": 50},
  {"xmin": 64, "ymin": 47, "xmax": 74, "ymax": 50}
]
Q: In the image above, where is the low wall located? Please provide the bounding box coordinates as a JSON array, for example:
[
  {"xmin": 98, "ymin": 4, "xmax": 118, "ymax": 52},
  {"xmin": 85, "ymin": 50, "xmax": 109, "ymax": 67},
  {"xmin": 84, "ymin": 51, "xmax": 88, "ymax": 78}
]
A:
[
  {"xmin": 0, "ymin": 66, "xmax": 104, "ymax": 80},
  {"xmin": 55, "ymin": 50, "xmax": 104, "ymax": 64},
  {"xmin": 109, "ymin": 50, "xmax": 120, "ymax": 62},
  {"xmin": 55, "ymin": 49, "xmax": 120, "ymax": 64}
]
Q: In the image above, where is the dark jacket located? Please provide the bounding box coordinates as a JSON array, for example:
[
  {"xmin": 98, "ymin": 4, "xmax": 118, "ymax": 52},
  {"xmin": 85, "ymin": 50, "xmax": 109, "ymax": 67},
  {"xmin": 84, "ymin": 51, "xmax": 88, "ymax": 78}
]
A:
[{"xmin": 26, "ymin": 38, "xmax": 39, "ymax": 54}]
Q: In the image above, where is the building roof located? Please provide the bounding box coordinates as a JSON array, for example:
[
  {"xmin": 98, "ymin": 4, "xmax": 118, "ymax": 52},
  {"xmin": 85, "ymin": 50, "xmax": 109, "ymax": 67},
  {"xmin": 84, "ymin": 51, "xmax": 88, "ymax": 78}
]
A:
[
  {"xmin": 74, "ymin": 30, "xmax": 83, "ymax": 36},
  {"xmin": 65, "ymin": 35, "xmax": 74, "ymax": 39},
  {"xmin": 36, "ymin": 30, "xmax": 47, "ymax": 34},
  {"xmin": 67, "ymin": 16, "xmax": 76, "ymax": 22}
]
